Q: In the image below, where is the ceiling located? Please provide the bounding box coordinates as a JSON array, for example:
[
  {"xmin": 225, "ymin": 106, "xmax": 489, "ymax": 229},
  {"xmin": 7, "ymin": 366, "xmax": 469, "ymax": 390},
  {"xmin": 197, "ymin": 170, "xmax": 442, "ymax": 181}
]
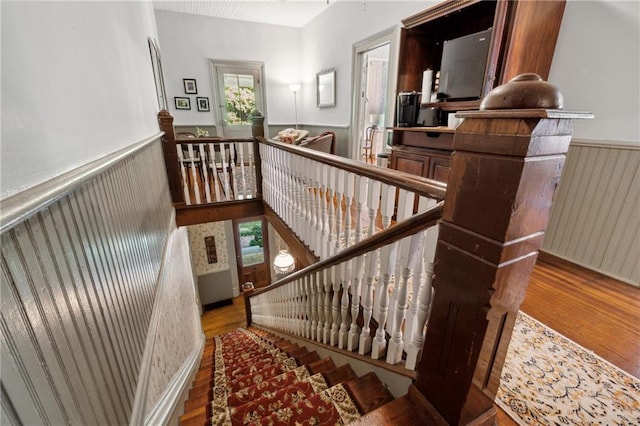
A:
[{"xmin": 152, "ymin": 1, "xmax": 337, "ymax": 28}]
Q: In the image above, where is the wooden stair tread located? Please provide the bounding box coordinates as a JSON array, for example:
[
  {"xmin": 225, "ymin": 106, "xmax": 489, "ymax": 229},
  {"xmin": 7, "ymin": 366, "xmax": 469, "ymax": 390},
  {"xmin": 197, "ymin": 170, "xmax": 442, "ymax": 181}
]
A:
[
  {"xmin": 344, "ymin": 372, "xmax": 394, "ymax": 414},
  {"xmin": 180, "ymin": 328, "xmax": 400, "ymax": 426}
]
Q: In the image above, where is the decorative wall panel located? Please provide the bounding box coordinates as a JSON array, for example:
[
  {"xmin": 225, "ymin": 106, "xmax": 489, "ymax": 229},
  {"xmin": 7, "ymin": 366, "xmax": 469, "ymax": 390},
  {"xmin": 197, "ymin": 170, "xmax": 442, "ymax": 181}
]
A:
[
  {"xmin": 0, "ymin": 138, "xmax": 173, "ymax": 424},
  {"xmin": 543, "ymin": 142, "xmax": 639, "ymax": 287}
]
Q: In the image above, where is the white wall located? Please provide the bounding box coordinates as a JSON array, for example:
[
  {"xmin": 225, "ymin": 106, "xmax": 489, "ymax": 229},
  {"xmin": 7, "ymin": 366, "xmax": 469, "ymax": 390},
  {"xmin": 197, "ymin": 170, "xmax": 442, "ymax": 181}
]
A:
[
  {"xmin": 548, "ymin": 0, "xmax": 639, "ymax": 144},
  {"xmin": 154, "ymin": 11, "xmax": 301, "ymax": 126},
  {"xmin": 1, "ymin": 1, "xmax": 161, "ymax": 199},
  {"xmin": 299, "ymin": 1, "xmax": 432, "ymax": 126}
]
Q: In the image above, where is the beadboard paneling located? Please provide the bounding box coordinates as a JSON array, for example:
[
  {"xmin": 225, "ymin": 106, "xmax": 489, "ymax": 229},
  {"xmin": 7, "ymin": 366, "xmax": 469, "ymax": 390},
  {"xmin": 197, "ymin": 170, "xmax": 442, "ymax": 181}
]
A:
[
  {"xmin": 0, "ymin": 138, "xmax": 173, "ymax": 424},
  {"xmin": 543, "ymin": 142, "xmax": 640, "ymax": 287}
]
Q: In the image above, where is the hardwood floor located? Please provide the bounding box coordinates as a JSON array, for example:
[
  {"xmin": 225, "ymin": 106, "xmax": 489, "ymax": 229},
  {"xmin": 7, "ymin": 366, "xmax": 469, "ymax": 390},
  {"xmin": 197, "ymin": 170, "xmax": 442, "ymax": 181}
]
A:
[{"xmin": 200, "ymin": 255, "xmax": 640, "ymax": 424}]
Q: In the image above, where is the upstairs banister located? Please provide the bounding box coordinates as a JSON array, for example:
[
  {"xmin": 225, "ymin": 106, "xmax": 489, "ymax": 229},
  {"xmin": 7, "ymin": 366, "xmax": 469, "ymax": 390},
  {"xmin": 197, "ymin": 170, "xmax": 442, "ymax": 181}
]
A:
[
  {"xmin": 259, "ymin": 137, "xmax": 446, "ymax": 201},
  {"xmin": 250, "ymin": 203, "xmax": 443, "ymax": 298}
]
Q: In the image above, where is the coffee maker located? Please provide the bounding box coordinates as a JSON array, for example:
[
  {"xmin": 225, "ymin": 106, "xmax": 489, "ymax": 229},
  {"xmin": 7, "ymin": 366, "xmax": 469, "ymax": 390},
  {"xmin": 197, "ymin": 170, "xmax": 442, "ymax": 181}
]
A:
[{"xmin": 396, "ymin": 92, "xmax": 421, "ymax": 127}]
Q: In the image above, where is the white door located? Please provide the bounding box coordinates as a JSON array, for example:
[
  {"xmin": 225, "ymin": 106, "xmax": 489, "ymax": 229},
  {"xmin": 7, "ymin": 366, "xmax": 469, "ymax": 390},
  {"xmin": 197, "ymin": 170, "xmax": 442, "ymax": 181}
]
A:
[
  {"xmin": 351, "ymin": 28, "xmax": 400, "ymax": 162},
  {"xmin": 211, "ymin": 62, "xmax": 266, "ymax": 138}
]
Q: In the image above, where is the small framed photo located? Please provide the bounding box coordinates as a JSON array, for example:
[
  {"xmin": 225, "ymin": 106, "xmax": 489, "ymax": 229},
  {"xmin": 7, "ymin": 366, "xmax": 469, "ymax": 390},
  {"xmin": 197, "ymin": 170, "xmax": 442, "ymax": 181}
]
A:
[
  {"xmin": 183, "ymin": 78, "xmax": 197, "ymax": 94},
  {"xmin": 197, "ymin": 97, "xmax": 210, "ymax": 112},
  {"xmin": 174, "ymin": 97, "xmax": 191, "ymax": 110}
]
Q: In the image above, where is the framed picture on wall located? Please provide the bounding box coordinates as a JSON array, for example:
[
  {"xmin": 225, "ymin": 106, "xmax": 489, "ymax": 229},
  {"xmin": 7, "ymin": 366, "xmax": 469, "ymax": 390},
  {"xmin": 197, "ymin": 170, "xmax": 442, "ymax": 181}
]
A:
[
  {"xmin": 183, "ymin": 78, "xmax": 197, "ymax": 94},
  {"xmin": 204, "ymin": 236, "xmax": 217, "ymax": 264},
  {"xmin": 197, "ymin": 97, "xmax": 210, "ymax": 112},
  {"xmin": 174, "ymin": 97, "xmax": 191, "ymax": 110}
]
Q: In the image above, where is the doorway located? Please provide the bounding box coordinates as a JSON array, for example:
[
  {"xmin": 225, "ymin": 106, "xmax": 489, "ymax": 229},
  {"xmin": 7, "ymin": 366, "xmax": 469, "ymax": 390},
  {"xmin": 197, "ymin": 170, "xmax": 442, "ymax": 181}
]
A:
[
  {"xmin": 233, "ymin": 217, "xmax": 271, "ymax": 291},
  {"xmin": 351, "ymin": 28, "xmax": 400, "ymax": 163},
  {"xmin": 211, "ymin": 61, "xmax": 266, "ymax": 138}
]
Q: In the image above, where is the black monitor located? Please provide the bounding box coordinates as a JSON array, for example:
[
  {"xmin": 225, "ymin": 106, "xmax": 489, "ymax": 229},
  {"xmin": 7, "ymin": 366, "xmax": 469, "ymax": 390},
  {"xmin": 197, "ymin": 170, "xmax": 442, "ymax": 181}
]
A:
[{"xmin": 437, "ymin": 28, "xmax": 493, "ymax": 101}]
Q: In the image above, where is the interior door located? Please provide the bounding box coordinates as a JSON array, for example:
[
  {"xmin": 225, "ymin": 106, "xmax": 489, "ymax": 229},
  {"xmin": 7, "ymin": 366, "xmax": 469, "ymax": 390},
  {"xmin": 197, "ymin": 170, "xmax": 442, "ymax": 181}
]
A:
[
  {"xmin": 212, "ymin": 62, "xmax": 265, "ymax": 138},
  {"xmin": 233, "ymin": 217, "xmax": 271, "ymax": 291}
]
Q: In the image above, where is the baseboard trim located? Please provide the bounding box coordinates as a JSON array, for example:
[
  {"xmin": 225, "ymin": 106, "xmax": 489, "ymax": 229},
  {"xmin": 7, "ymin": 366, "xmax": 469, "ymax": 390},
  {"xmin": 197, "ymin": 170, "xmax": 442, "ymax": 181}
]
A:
[
  {"xmin": 144, "ymin": 333, "xmax": 205, "ymax": 426},
  {"xmin": 129, "ymin": 211, "xmax": 178, "ymax": 425}
]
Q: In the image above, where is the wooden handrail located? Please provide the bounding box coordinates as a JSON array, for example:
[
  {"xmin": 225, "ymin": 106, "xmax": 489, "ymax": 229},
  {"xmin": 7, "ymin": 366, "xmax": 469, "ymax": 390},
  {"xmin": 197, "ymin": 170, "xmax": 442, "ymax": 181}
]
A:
[
  {"xmin": 173, "ymin": 137, "xmax": 255, "ymax": 144},
  {"xmin": 258, "ymin": 137, "xmax": 447, "ymax": 201},
  {"xmin": 249, "ymin": 201, "xmax": 444, "ymax": 298}
]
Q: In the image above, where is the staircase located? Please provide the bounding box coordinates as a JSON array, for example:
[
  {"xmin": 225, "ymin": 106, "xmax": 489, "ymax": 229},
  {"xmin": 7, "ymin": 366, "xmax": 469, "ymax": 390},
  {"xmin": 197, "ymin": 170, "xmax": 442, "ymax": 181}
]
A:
[{"xmin": 179, "ymin": 326, "xmax": 430, "ymax": 426}]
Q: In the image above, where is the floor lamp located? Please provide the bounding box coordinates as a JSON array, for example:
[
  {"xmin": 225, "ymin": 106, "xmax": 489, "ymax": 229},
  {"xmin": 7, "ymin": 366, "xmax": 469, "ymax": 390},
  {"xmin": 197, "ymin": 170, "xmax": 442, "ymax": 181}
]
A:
[{"xmin": 289, "ymin": 83, "xmax": 301, "ymax": 129}]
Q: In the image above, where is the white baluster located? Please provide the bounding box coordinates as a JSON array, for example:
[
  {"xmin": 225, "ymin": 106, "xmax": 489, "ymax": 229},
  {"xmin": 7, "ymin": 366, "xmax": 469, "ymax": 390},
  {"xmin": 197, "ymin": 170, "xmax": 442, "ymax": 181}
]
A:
[
  {"xmin": 347, "ymin": 256, "xmax": 364, "ymax": 351},
  {"xmin": 305, "ymin": 275, "xmax": 313, "ymax": 338},
  {"xmin": 327, "ymin": 167, "xmax": 337, "ymax": 257},
  {"xmin": 320, "ymin": 165, "xmax": 331, "ymax": 259},
  {"xmin": 354, "ymin": 176, "xmax": 368, "ymax": 244},
  {"xmin": 404, "ymin": 197, "xmax": 437, "ymax": 344},
  {"xmin": 315, "ymin": 271, "xmax": 324, "ymax": 342},
  {"xmin": 387, "ymin": 231, "xmax": 426, "ymax": 365},
  {"xmin": 359, "ymin": 247, "xmax": 379, "ymax": 355},
  {"xmin": 323, "ymin": 269, "xmax": 332, "ymax": 344},
  {"xmin": 386, "ymin": 189, "xmax": 415, "ymax": 334},
  {"xmin": 198, "ymin": 144, "xmax": 212, "ymax": 203},
  {"xmin": 187, "ymin": 144, "xmax": 201, "ymax": 204},
  {"xmin": 366, "ymin": 180, "xmax": 382, "ymax": 238},
  {"xmin": 330, "ymin": 266, "xmax": 340, "ymax": 346},
  {"xmin": 310, "ymin": 273, "xmax": 318, "ymax": 341},
  {"xmin": 176, "ymin": 144, "xmax": 191, "ymax": 205},
  {"xmin": 405, "ymin": 261, "xmax": 435, "ymax": 370},
  {"xmin": 208, "ymin": 144, "xmax": 222, "ymax": 202},
  {"xmin": 338, "ymin": 261, "xmax": 351, "ymax": 349},
  {"xmin": 334, "ymin": 169, "xmax": 345, "ymax": 253},
  {"xmin": 343, "ymin": 173, "xmax": 355, "ymax": 248},
  {"xmin": 371, "ymin": 184, "xmax": 399, "ymax": 359}
]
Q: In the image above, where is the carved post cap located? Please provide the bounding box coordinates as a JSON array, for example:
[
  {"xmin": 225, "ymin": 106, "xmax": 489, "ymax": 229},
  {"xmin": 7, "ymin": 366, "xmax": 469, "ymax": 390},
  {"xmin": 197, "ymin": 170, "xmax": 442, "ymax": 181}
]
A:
[
  {"xmin": 249, "ymin": 109, "xmax": 265, "ymax": 138},
  {"xmin": 480, "ymin": 73, "xmax": 563, "ymax": 110}
]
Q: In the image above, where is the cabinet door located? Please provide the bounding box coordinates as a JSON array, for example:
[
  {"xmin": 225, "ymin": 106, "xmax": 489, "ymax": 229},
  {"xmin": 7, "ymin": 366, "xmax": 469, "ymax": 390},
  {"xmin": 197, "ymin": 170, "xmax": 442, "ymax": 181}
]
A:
[
  {"xmin": 391, "ymin": 151, "xmax": 430, "ymax": 178},
  {"xmin": 430, "ymin": 157, "xmax": 450, "ymax": 183}
]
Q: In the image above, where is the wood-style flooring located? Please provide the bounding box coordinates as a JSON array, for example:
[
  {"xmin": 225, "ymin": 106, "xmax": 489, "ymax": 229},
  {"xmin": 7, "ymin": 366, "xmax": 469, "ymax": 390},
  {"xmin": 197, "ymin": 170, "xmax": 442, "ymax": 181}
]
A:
[{"xmin": 200, "ymin": 254, "xmax": 640, "ymax": 425}]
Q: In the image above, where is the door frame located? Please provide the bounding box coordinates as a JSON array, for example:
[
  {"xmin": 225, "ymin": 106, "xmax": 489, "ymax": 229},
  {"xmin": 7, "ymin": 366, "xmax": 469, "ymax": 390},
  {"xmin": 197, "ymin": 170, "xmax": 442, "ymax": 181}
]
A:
[
  {"xmin": 232, "ymin": 215, "xmax": 271, "ymax": 292},
  {"xmin": 349, "ymin": 26, "xmax": 401, "ymax": 161},
  {"xmin": 210, "ymin": 60, "xmax": 268, "ymax": 137}
]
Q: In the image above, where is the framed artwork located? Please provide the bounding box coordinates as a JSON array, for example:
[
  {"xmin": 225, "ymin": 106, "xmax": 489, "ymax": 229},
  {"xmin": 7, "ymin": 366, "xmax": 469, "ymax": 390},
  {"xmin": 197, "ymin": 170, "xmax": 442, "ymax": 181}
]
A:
[
  {"xmin": 317, "ymin": 68, "xmax": 336, "ymax": 108},
  {"xmin": 197, "ymin": 97, "xmax": 210, "ymax": 112},
  {"xmin": 174, "ymin": 97, "xmax": 191, "ymax": 110},
  {"xmin": 204, "ymin": 236, "xmax": 218, "ymax": 264},
  {"xmin": 183, "ymin": 78, "xmax": 197, "ymax": 94}
]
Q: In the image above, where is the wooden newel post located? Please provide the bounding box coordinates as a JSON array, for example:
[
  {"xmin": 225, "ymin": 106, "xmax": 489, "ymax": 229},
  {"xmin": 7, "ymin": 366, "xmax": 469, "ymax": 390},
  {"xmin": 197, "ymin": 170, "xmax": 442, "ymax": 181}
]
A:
[
  {"xmin": 158, "ymin": 110, "xmax": 185, "ymax": 205},
  {"xmin": 250, "ymin": 110, "xmax": 265, "ymax": 199},
  {"xmin": 242, "ymin": 282, "xmax": 255, "ymax": 327},
  {"xmin": 416, "ymin": 75, "xmax": 592, "ymax": 425}
]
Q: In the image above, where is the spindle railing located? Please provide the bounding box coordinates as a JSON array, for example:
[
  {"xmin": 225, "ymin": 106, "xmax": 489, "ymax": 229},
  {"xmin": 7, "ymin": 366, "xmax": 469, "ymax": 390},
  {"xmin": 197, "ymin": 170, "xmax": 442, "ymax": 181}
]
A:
[
  {"xmin": 249, "ymin": 202, "xmax": 443, "ymax": 370},
  {"xmin": 175, "ymin": 137, "xmax": 258, "ymax": 205},
  {"xmin": 252, "ymin": 138, "xmax": 446, "ymax": 369}
]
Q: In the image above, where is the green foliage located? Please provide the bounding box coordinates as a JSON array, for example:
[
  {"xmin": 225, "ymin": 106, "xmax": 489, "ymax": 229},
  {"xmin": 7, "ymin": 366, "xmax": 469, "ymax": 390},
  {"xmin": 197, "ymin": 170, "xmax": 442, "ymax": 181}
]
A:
[
  {"xmin": 225, "ymin": 85, "xmax": 256, "ymax": 125},
  {"xmin": 239, "ymin": 222, "xmax": 263, "ymax": 247}
]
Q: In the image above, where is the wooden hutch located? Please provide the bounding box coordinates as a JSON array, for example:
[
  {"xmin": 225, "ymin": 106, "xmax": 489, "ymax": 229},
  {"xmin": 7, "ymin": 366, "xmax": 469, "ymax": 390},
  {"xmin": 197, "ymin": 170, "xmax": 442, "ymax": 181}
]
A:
[{"xmin": 389, "ymin": 0, "xmax": 567, "ymax": 182}]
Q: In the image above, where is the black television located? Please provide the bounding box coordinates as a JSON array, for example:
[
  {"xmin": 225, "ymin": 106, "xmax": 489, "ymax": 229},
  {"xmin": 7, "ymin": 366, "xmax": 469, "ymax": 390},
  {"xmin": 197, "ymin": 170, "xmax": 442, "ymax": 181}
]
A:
[{"xmin": 437, "ymin": 28, "xmax": 493, "ymax": 101}]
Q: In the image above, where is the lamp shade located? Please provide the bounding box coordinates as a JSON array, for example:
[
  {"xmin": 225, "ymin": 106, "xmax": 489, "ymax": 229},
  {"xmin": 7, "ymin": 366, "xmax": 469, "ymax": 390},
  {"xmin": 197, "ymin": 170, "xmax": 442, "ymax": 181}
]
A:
[
  {"xmin": 273, "ymin": 249, "xmax": 295, "ymax": 274},
  {"xmin": 289, "ymin": 83, "xmax": 301, "ymax": 92}
]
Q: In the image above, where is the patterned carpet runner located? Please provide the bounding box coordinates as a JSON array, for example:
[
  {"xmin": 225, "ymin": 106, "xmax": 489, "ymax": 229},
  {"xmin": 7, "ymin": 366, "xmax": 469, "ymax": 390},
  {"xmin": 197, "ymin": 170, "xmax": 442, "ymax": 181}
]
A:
[
  {"xmin": 210, "ymin": 328, "xmax": 362, "ymax": 425},
  {"xmin": 497, "ymin": 312, "xmax": 640, "ymax": 425}
]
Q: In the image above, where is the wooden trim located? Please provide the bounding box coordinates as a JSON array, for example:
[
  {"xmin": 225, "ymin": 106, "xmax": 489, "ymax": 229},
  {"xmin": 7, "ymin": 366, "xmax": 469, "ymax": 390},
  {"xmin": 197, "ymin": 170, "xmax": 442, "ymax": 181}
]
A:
[
  {"xmin": 259, "ymin": 138, "xmax": 446, "ymax": 200},
  {"xmin": 456, "ymin": 109, "xmax": 593, "ymax": 119},
  {"xmin": 0, "ymin": 132, "xmax": 163, "ymax": 234},
  {"xmin": 143, "ymin": 334, "xmax": 205, "ymax": 426},
  {"xmin": 175, "ymin": 200, "xmax": 264, "ymax": 227},
  {"xmin": 250, "ymin": 202, "xmax": 443, "ymax": 298},
  {"xmin": 401, "ymin": 0, "xmax": 479, "ymax": 28}
]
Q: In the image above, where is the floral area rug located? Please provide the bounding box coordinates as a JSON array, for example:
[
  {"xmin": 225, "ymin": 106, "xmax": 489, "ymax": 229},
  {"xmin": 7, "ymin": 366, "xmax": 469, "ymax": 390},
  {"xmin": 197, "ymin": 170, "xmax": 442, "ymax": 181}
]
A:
[{"xmin": 497, "ymin": 312, "xmax": 640, "ymax": 425}]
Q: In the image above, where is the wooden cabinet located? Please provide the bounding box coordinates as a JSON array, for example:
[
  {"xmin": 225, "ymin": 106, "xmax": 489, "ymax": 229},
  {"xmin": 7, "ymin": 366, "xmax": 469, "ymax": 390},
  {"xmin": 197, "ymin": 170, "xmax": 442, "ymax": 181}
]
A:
[
  {"xmin": 390, "ymin": 0, "xmax": 566, "ymax": 180},
  {"xmin": 390, "ymin": 143, "xmax": 451, "ymax": 184}
]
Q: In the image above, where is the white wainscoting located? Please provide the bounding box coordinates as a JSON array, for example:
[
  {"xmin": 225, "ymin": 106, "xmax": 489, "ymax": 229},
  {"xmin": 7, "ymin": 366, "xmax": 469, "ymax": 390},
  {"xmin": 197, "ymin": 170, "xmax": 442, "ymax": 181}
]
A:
[
  {"xmin": 543, "ymin": 140, "xmax": 640, "ymax": 287},
  {"xmin": 0, "ymin": 135, "xmax": 202, "ymax": 425}
]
